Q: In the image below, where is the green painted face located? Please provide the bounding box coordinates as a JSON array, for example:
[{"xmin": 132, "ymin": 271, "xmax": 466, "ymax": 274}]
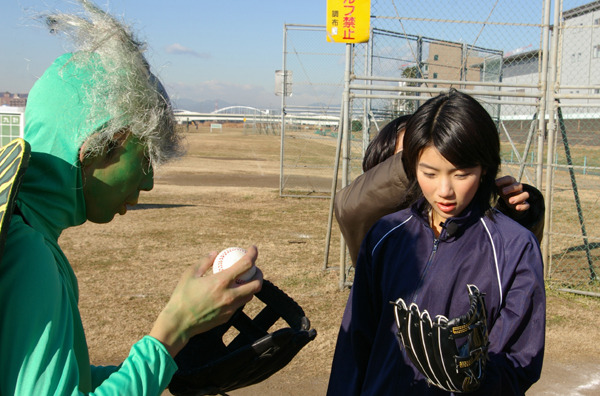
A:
[{"xmin": 81, "ymin": 133, "xmax": 154, "ymax": 223}]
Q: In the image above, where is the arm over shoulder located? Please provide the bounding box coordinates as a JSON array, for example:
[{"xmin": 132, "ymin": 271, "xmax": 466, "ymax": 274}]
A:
[
  {"xmin": 495, "ymin": 183, "xmax": 545, "ymax": 244},
  {"xmin": 334, "ymin": 153, "xmax": 411, "ymax": 265}
]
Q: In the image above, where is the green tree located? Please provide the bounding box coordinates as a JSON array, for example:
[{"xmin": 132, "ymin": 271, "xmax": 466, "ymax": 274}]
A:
[
  {"xmin": 351, "ymin": 119, "xmax": 363, "ymax": 132},
  {"xmin": 401, "ymin": 66, "xmax": 419, "ymax": 86},
  {"xmin": 399, "ymin": 65, "xmax": 420, "ymax": 113}
]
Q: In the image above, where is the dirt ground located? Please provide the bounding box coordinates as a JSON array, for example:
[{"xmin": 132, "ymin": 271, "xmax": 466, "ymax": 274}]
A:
[{"xmin": 59, "ymin": 126, "xmax": 600, "ymax": 395}]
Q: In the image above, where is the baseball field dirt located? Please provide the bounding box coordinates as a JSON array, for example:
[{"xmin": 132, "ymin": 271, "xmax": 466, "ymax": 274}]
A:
[{"xmin": 59, "ymin": 126, "xmax": 600, "ymax": 395}]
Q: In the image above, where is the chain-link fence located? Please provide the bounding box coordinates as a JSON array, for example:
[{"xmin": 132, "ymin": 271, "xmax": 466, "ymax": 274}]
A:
[
  {"xmin": 280, "ymin": 1, "xmax": 600, "ymax": 293},
  {"xmin": 279, "ymin": 25, "xmax": 346, "ymax": 198},
  {"xmin": 544, "ymin": 1, "xmax": 600, "ymax": 292}
]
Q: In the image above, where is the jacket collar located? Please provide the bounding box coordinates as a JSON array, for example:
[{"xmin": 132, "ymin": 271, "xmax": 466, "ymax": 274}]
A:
[{"xmin": 411, "ymin": 197, "xmax": 488, "ymax": 241}]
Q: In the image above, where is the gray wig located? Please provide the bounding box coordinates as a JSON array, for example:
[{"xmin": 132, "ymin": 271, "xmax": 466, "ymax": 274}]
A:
[{"xmin": 41, "ymin": 0, "xmax": 184, "ymax": 167}]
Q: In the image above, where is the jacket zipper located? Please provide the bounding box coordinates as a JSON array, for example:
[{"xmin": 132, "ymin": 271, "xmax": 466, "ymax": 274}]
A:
[{"xmin": 410, "ymin": 236, "xmax": 439, "ymax": 303}]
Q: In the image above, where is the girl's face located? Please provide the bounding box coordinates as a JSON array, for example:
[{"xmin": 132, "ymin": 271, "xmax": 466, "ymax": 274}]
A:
[
  {"xmin": 417, "ymin": 145, "xmax": 482, "ymax": 234},
  {"xmin": 81, "ymin": 133, "xmax": 154, "ymax": 223}
]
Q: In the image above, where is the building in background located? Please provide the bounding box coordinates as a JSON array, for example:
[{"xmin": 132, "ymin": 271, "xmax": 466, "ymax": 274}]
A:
[
  {"xmin": 559, "ymin": 0, "xmax": 600, "ymax": 111},
  {"xmin": 0, "ymin": 106, "xmax": 25, "ymax": 145},
  {"xmin": 484, "ymin": 0, "xmax": 600, "ymax": 118},
  {"xmin": 491, "ymin": 49, "xmax": 541, "ymax": 118},
  {"xmin": 1, "ymin": 92, "xmax": 27, "ymax": 108},
  {"xmin": 426, "ymin": 41, "xmax": 485, "ymax": 89}
]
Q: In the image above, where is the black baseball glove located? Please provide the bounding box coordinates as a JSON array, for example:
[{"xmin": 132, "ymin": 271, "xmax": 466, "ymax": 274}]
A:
[
  {"xmin": 391, "ymin": 284, "xmax": 489, "ymax": 393},
  {"xmin": 168, "ymin": 279, "xmax": 317, "ymax": 396}
]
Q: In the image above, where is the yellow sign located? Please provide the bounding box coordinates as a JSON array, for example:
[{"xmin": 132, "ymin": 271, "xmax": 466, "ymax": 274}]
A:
[{"xmin": 326, "ymin": 0, "xmax": 370, "ymax": 43}]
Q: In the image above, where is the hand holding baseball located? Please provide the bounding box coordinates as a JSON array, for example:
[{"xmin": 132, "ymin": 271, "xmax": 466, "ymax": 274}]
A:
[{"xmin": 150, "ymin": 245, "xmax": 262, "ymax": 357}]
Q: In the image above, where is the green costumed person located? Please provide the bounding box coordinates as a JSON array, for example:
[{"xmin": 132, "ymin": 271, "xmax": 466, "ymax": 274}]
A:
[{"xmin": 0, "ymin": 1, "xmax": 262, "ymax": 394}]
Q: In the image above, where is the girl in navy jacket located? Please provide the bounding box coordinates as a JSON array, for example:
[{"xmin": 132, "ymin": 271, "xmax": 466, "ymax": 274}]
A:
[{"xmin": 327, "ymin": 89, "xmax": 545, "ymax": 395}]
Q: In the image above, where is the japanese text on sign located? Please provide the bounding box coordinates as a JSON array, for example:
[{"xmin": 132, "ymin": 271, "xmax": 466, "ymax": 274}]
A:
[{"xmin": 326, "ymin": 0, "xmax": 370, "ymax": 43}]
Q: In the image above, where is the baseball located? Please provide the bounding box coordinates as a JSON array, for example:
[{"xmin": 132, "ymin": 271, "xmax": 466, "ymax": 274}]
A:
[{"xmin": 213, "ymin": 247, "xmax": 257, "ymax": 284}]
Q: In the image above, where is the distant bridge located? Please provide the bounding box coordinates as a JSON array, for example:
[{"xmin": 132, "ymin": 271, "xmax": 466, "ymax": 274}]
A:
[{"xmin": 173, "ymin": 105, "xmax": 339, "ymax": 126}]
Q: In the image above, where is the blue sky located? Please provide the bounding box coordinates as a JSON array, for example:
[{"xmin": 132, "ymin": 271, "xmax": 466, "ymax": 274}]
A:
[
  {"xmin": 1, "ymin": 0, "xmax": 332, "ymax": 110},
  {"xmin": 1, "ymin": 1, "xmax": 593, "ymax": 110}
]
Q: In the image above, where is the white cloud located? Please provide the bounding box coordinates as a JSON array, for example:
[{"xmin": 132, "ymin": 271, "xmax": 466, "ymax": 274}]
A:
[{"xmin": 165, "ymin": 43, "xmax": 210, "ymax": 59}]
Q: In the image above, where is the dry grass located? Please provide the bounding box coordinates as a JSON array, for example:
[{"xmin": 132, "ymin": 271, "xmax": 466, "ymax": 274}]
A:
[{"xmin": 59, "ymin": 126, "xmax": 600, "ymax": 393}]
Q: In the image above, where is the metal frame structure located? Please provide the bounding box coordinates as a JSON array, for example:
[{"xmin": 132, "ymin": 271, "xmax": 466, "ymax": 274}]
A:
[{"xmin": 282, "ymin": 1, "xmax": 600, "ymax": 293}]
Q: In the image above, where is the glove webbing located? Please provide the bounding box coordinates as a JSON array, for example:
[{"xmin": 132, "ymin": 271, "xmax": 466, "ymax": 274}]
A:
[
  {"xmin": 392, "ymin": 284, "xmax": 489, "ymax": 393},
  {"xmin": 169, "ymin": 280, "xmax": 316, "ymax": 396},
  {"xmin": 225, "ymin": 279, "xmax": 309, "ymax": 351}
]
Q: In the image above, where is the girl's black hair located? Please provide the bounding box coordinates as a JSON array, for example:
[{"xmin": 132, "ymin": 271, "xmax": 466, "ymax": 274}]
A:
[
  {"xmin": 401, "ymin": 89, "xmax": 500, "ymax": 213},
  {"xmin": 362, "ymin": 114, "xmax": 412, "ymax": 172}
]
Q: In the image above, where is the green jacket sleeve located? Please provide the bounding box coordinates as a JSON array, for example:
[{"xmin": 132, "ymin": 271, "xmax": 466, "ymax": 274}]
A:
[
  {"xmin": 91, "ymin": 365, "xmax": 120, "ymax": 389},
  {"xmin": 0, "ymin": 217, "xmax": 177, "ymax": 396},
  {"xmin": 89, "ymin": 336, "xmax": 177, "ymax": 395}
]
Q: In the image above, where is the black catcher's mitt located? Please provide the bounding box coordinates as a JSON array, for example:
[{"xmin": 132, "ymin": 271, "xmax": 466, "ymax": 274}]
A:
[
  {"xmin": 168, "ymin": 279, "xmax": 317, "ymax": 396},
  {"xmin": 391, "ymin": 284, "xmax": 489, "ymax": 393}
]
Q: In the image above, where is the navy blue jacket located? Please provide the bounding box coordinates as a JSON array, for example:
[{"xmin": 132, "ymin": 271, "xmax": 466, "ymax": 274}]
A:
[{"xmin": 327, "ymin": 199, "xmax": 545, "ymax": 395}]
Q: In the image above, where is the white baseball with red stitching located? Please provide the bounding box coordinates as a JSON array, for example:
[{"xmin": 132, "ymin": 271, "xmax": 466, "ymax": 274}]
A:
[{"xmin": 213, "ymin": 247, "xmax": 256, "ymax": 284}]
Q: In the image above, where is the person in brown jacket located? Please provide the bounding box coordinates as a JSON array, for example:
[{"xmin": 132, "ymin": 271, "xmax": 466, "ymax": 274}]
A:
[{"xmin": 335, "ymin": 114, "xmax": 545, "ymax": 266}]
